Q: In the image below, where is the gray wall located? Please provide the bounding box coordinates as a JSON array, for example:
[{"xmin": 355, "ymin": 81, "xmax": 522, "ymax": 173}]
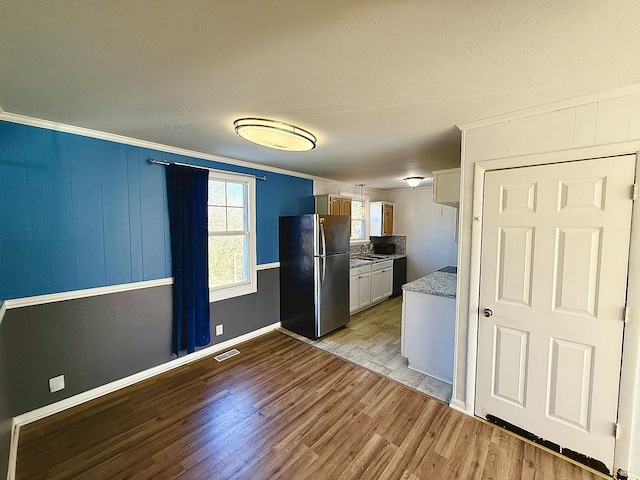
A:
[
  {"xmin": 0, "ymin": 268, "xmax": 279, "ymax": 457},
  {"xmin": 0, "ymin": 322, "xmax": 11, "ymax": 478}
]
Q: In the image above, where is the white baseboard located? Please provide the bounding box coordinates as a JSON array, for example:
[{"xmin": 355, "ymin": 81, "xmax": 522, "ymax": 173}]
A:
[
  {"xmin": 6, "ymin": 322, "xmax": 281, "ymax": 480},
  {"xmin": 449, "ymin": 398, "xmax": 472, "ymax": 416}
]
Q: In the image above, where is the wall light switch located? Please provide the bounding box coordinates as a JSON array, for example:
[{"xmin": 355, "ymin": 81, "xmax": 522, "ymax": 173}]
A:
[
  {"xmin": 216, "ymin": 324, "xmax": 223, "ymax": 336},
  {"xmin": 49, "ymin": 375, "xmax": 65, "ymax": 393}
]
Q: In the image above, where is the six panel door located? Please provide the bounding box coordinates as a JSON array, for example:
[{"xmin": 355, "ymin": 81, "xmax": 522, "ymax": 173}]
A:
[{"xmin": 475, "ymin": 155, "xmax": 635, "ymax": 471}]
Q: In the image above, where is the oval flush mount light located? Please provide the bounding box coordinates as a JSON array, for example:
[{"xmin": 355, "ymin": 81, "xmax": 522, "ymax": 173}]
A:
[
  {"xmin": 234, "ymin": 118, "xmax": 316, "ymax": 151},
  {"xmin": 404, "ymin": 177, "xmax": 424, "ymax": 188}
]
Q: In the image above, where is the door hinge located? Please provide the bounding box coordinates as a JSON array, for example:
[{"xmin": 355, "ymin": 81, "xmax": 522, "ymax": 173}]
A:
[
  {"xmin": 624, "ymin": 307, "xmax": 630, "ymax": 323},
  {"xmin": 614, "ymin": 423, "xmax": 620, "ymax": 439},
  {"xmin": 633, "ymin": 184, "xmax": 638, "ymax": 201}
]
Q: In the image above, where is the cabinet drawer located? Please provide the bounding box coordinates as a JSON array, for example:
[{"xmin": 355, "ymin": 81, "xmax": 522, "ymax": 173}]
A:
[
  {"xmin": 372, "ymin": 260, "xmax": 393, "ymax": 272},
  {"xmin": 350, "ymin": 265, "xmax": 371, "ymax": 277}
]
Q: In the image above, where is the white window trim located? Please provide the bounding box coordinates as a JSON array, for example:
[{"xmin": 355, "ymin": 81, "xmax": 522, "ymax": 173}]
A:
[
  {"xmin": 339, "ymin": 190, "xmax": 370, "ymax": 242},
  {"xmin": 208, "ymin": 172, "xmax": 257, "ymax": 303}
]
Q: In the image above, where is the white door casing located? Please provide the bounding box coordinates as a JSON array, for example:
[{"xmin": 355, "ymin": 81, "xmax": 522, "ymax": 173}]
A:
[{"xmin": 475, "ymin": 155, "xmax": 635, "ymax": 471}]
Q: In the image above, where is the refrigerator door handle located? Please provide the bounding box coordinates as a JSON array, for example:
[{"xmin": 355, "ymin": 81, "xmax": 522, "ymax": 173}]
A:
[
  {"xmin": 321, "ymin": 256, "xmax": 326, "ymax": 285},
  {"xmin": 319, "ymin": 221, "xmax": 327, "ymax": 257}
]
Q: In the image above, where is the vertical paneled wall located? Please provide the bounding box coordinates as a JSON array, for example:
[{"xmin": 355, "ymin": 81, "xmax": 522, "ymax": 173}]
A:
[
  {"xmin": 468, "ymin": 92, "xmax": 640, "ymax": 163},
  {"xmin": 0, "ymin": 120, "xmax": 313, "ymax": 303}
]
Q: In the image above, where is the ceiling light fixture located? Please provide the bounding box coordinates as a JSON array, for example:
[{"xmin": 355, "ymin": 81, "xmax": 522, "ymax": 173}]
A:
[
  {"xmin": 404, "ymin": 177, "xmax": 424, "ymax": 188},
  {"xmin": 234, "ymin": 118, "xmax": 316, "ymax": 151}
]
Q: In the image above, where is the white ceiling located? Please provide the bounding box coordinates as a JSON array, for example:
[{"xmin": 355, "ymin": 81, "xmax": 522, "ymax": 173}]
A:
[{"xmin": 2, "ymin": 1, "xmax": 640, "ymax": 190}]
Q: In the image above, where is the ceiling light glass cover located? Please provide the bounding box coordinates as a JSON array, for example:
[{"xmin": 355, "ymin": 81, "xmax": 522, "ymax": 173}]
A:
[
  {"xmin": 405, "ymin": 177, "xmax": 424, "ymax": 188},
  {"xmin": 234, "ymin": 118, "xmax": 316, "ymax": 151}
]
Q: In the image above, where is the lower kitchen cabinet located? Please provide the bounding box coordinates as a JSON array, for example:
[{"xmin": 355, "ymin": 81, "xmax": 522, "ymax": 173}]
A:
[
  {"xmin": 370, "ymin": 269, "xmax": 383, "ymax": 304},
  {"xmin": 350, "ymin": 260, "xmax": 394, "ymax": 314},
  {"xmin": 350, "ymin": 266, "xmax": 372, "ymax": 313}
]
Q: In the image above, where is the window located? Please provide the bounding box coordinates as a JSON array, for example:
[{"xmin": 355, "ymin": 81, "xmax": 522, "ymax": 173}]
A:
[
  {"xmin": 339, "ymin": 190, "xmax": 369, "ymax": 243},
  {"xmin": 207, "ymin": 172, "xmax": 256, "ymax": 302},
  {"xmin": 351, "ymin": 199, "xmax": 366, "ymax": 240}
]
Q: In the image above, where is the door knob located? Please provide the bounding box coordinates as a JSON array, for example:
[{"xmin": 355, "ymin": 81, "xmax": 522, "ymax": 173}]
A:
[{"xmin": 483, "ymin": 308, "xmax": 493, "ymax": 317}]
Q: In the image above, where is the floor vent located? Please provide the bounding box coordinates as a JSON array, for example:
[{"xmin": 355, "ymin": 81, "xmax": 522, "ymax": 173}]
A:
[{"xmin": 214, "ymin": 349, "xmax": 241, "ymax": 362}]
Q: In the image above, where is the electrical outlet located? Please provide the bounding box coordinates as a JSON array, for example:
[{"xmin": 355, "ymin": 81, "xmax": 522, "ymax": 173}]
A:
[
  {"xmin": 49, "ymin": 375, "xmax": 65, "ymax": 393},
  {"xmin": 216, "ymin": 324, "xmax": 223, "ymax": 336}
]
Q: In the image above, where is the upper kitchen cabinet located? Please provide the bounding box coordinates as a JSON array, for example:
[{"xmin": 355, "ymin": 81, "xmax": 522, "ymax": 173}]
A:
[
  {"xmin": 370, "ymin": 201, "xmax": 394, "ymax": 236},
  {"xmin": 315, "ymin": 194, "xmax": 352, "ymax": 216},
  {"xmin": 432, "ymin": 168, "xmax": 460, "ymax": 207}
]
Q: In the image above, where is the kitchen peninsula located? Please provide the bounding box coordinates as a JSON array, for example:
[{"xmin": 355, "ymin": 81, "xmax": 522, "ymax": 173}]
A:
[{"xmin": 401, "ymin": 266, "xmax": 457, "ymax": 384}]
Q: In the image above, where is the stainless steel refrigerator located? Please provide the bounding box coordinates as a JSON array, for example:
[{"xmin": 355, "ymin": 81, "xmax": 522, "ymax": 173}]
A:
[{"xmin": 279, "ymin": 214, "xmax": 350, "ymax": 340}]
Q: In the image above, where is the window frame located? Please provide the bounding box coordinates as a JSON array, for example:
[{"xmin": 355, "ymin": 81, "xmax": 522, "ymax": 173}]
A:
[
  {"xmin": 207, "ymin": 171, "xmax": 257, "ymax": 303},
  {"xmin": 339, "ymin": 190, "xmax": 370, "ymax": 244}
]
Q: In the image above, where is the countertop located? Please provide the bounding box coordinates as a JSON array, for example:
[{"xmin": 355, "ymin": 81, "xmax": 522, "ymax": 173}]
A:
[
  {"xmin": 402, "ymin": 267, "xmax": 457, "ymax": 298},
  {"xmin": 349, "ymin": 253, "xmax": 406, "ymax": 268}
]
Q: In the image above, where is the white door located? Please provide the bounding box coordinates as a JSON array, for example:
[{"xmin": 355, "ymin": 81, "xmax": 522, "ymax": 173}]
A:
[{"xmin": 475, "ymin": 155, "xmax": 635, "ymax": 471}]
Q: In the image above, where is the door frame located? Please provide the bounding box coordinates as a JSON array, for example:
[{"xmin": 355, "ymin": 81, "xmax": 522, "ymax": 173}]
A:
[{"xmin": 460, "ymin": 143, "xmax": 640, "ymax": 474}]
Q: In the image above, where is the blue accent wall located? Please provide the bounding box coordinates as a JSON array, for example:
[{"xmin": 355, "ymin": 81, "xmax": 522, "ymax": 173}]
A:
[{"xmin": 0, "ymin": 120, "xmax": 314, "ymax": 302}]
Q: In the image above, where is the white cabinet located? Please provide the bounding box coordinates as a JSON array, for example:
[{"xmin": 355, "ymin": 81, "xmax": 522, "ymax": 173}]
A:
[
  {"xmin": 432, "ymin": 168, "xmax": 460, "ymax": 207},
  {"xmin": 371, "ymin": 260, "xmax": 393, "ymax": 303},
  {"xmin": 349, "ymin": 275, "xmax": 360, "ymax": 312},
  {"xmin": 370, "ymin": 269, "xmax": 384, "ymax": 303},
  {"xmin": 350, "ymin": 260, "xmax": 393, "ymax": 314},
  {"xmin": 382, "ymin": 266, "xmax": 393, "ymax": 297},
  {"xmin": 350, "ymin": 264, "xmax": 372, "ymax": 313},
  {"xmin": 370, "ymin": 202, "xmax": 394, "ymax": 236}
]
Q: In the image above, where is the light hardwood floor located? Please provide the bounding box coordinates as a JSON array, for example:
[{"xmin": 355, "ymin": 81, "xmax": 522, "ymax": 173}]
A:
[
  {"xmin": 16, "ymin": 332, "xmax": 603, "ymax": 479},
  {"xmin": 281, "ymin": 296, "xmax": 452, "ymax": 402}
]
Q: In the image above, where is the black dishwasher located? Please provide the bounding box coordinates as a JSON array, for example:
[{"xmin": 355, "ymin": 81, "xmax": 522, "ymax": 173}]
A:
[{"xmin": 391, "ymin": 256, "xmax": 407, "ymax": 297}]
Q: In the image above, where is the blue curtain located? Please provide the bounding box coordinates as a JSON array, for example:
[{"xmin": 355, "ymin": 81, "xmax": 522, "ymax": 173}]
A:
[{"xmin": 166, "ymin": 165, "xmax": 210, "ymax": 355}]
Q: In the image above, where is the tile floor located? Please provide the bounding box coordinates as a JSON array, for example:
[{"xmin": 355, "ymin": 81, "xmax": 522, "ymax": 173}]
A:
[{"xmin": 280, "ymin": 295, "xmax": 453, "ymax": 403}]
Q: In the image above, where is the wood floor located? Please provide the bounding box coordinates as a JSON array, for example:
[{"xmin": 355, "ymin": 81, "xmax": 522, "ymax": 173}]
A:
[
  {"xmin": 16, "ymin": 332, "xmax": 603, "ymax": 479},
  {"xmin": 282, "ymin": 296, "xmax": 452, "ymax": 402}
]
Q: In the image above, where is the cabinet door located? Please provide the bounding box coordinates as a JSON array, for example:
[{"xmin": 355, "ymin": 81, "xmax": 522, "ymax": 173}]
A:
[
  {"xmin": 329, "ymin": 197, "xmax": 342, "ymax": 215},
  {"xmin": 382, "ymin": 267, "xmax": 393, "ymax": 297},
  {"xmin": 370, "ymin": 269, "xmax": 384, "ymax": 303},
  {"xmin": 340, "ymin": 198, "xmax": 352, "ymax": 216},
  {"xmin": 349, "ymin": 274, "xmax": 360, "ymax": 313},
  {"xmin": 382, "ymin": 204, "xmax": 394, "ymax": 235},
  {"xmin": 358, "ymin": 273, "xmax": 371, "ymax": 308},
  {"xmin": 433, "ymin": 169, "xmax": 460, "ymax": 206}
]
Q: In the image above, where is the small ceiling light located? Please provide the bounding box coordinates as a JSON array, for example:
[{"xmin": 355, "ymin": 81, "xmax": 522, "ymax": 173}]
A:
[
  {"xmin": 405, "ymin": 177, "xmax": 424, "ymax": 188},
  {"xmin": 234, "ymin": 118, "xmax": 316, "ymax": 151}
]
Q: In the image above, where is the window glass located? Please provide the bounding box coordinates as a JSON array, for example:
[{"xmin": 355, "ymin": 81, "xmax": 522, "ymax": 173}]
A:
[
  {"xmin": 351, "ymin": 200, "xmax": 366, "ymax": 240},
  {"xmin": 208, "ymin": 235, "xmax": 247, "ymax": 287}
]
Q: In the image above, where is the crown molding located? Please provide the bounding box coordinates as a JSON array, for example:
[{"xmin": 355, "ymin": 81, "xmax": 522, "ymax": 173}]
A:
[{"xmin": 0, "ymin": 111, "xmax": 337, "ymax": 184}]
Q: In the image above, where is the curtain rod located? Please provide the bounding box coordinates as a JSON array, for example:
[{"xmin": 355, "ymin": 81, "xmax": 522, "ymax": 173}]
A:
[{"xmin": 148, "ymin": 159, "xmax": 267, "ymax": 181}]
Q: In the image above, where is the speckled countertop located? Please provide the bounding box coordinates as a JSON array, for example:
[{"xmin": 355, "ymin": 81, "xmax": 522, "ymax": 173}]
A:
[
  {"xmin": 349, "ymin": 254, "xmax": 406, "ymax": 269},
  {"xmin": 402, "ymin": 268, "xmax": 457, "ymax": 298}
]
